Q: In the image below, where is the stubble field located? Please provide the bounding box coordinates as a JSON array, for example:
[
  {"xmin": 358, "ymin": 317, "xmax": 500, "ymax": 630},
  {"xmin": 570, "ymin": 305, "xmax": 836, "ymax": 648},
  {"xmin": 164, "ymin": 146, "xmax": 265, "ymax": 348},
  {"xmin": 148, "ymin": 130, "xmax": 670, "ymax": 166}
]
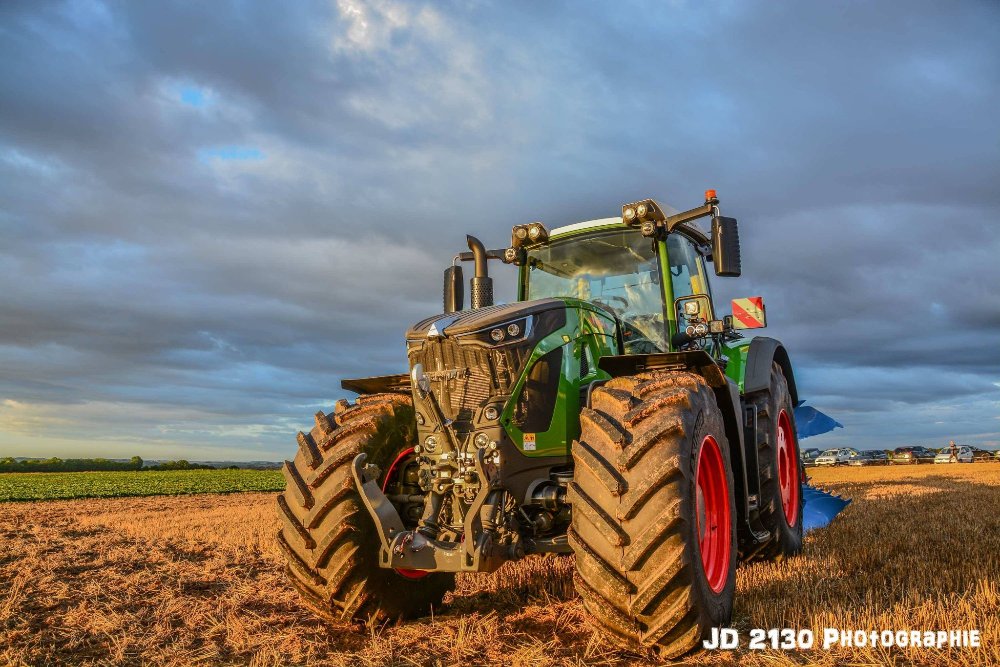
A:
[{"xmin": 1, "ymin": 463, "xmax": 998, "ymax": 666}]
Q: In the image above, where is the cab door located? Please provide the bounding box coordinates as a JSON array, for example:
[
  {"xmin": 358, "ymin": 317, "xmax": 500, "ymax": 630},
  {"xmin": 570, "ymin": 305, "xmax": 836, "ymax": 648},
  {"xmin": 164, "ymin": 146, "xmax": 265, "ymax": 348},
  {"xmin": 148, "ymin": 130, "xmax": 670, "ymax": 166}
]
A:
[{"xmin": 663, "ymin": 233, "xmax": 714, "ymax": 347}]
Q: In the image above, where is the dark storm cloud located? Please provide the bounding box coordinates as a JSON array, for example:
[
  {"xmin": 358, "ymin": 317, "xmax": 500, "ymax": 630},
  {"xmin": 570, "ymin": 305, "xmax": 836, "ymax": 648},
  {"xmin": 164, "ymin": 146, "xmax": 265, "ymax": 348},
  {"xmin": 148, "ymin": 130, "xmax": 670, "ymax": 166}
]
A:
[{"xmin": 1, "ymin": 0, "xmax": 998, "ymax": 457}]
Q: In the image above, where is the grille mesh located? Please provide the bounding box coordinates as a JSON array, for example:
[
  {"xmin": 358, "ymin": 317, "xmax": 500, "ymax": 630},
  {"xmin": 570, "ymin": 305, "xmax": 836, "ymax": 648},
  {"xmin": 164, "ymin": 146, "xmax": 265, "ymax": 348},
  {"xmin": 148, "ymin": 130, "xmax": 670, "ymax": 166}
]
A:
[{"xmin": 409, "ymin": 338, "xmax": 528, "ymax": 425}]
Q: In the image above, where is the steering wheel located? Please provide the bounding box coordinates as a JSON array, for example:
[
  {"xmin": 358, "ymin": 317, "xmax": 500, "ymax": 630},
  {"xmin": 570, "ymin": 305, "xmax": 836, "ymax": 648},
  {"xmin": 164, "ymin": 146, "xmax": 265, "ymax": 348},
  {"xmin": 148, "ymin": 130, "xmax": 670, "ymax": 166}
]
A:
[
  {"xmin": 625, "ymin": 338, "xmax": 659, "ymax": 355},
  {"xmin": 591, "ymin": 295, "xmax": 628, "ymax": 315},
  {"xmin": 621, "ymin": 315, "xmax": 666, "ymax": 355}
]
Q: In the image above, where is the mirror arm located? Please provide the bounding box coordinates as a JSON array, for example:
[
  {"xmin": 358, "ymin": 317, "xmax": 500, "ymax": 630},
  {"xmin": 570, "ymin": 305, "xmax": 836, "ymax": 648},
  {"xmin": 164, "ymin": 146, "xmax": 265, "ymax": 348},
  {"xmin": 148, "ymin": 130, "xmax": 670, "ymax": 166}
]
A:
[{"xmin": 666, "ymin": 203, "xmax": 715, "ymax": 231}]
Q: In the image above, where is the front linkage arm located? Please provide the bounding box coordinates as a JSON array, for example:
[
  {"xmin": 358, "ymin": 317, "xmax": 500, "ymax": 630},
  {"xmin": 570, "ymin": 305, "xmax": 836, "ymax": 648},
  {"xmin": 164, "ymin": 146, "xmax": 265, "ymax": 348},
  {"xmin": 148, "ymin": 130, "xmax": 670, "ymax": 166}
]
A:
[{"xmin": 351, "ymin": 446, "xmax": 511, "ymax": 574}]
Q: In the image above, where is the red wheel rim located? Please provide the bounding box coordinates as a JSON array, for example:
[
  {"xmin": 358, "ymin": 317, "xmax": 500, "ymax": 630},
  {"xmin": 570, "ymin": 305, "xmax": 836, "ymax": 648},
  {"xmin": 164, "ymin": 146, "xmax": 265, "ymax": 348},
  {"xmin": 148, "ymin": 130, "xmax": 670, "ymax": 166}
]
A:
[
  {"xmin": 381, "ymin": 447, "xmax": 429, "ymax": 580},
  {"xmin": 776, "ymin": 410, "xmax": 800, "ymax": 527},
  {"xmin": 695, "ymin": 435, "xmax": 732, "ymax": 594}
]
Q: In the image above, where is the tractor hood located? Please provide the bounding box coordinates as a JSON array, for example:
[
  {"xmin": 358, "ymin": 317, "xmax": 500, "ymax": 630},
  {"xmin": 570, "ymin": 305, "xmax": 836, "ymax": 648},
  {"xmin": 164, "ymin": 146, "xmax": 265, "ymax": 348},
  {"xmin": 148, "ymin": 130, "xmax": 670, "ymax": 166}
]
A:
[{"xmin": 406, "ymin": 298, "xmax": 569, "ymax": 340}]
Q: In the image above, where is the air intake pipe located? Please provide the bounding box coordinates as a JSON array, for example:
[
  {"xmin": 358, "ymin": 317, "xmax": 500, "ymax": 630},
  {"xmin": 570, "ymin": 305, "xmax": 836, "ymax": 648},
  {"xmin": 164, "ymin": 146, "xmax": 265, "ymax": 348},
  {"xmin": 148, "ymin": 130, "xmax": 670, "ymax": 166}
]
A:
[{"xmin": 466, "ymin": 235, "xmax": 493, "ymax": 309}]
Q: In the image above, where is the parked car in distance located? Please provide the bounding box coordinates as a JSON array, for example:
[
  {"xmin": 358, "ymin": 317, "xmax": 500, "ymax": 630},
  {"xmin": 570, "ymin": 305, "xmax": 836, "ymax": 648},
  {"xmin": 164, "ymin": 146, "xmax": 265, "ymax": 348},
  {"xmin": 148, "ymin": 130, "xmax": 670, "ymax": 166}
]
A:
[
  {"xmin": 848, "ymin": 450, "xmax": 888, "ymax": 466},
  {"xmin": 891, "ymin": 446, "xmax": 936, "ymax": 464},
  {"xmin": 971, "ymin": 447, "xmax": 994, "ymax": 462},
  {"xmin": 815, "ymin": 447, "xmax": 860, "ymax": 466},
  {"xmin": 801, "ymin": 448, "xmax": 822, "ymax": 467},
  {"xmin": 935, "ymin": 446, "xmax": 974, "ymax": 464}
]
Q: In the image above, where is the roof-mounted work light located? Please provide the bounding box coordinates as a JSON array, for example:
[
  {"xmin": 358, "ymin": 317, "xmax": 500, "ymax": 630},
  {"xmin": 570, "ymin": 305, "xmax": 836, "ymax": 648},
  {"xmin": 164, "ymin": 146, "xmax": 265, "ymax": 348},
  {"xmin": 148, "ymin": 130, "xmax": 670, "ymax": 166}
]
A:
[
  {"xmin": 527, "ymin": 222, "xmax": 548, "ymax": 243},
  {"xmin": 622, "ymin": 198, "xmax": 667, "ymax": 238},
  {"xmin": 505, "ymin": 222, "xmax": 547, "ymax": 265},
  {"xmin": 511, "ymin": 224, "xmax": 529, "ymax": 247},
  {"xmin": 511, "ymin": 222, "xmax": 548, "ymax": 249},
  {"xmin": 502, "ymin": 246, "xmax": 525, "ymax": 265}
]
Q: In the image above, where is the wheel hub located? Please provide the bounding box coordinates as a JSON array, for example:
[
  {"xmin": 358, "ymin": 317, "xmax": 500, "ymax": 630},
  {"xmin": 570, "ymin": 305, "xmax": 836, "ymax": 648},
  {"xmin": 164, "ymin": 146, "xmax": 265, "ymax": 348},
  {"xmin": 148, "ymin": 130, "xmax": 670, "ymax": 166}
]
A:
[
  {"xmin": 776, "ymin": 409, "xmax": 800, "ymax": 527},
  {"xmin": 695, "ymin": 434, "xmax": 731, "ymax": 593}
]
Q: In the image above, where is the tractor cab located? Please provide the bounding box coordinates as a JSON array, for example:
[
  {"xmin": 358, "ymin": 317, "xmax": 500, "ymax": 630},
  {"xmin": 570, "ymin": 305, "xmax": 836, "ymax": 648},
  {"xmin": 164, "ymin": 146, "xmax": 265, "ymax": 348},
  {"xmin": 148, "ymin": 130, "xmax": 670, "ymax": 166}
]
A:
[
  {"xmin": 519, "ymin": 219, "xmax": 718, "ymax": 355},
  {"xmin": 521, "ymin": 223, "xmax": 668, "ymax": 354},
  {"xmin": 441, "ymin": 191, "xmax": 764, "ymax": 360}
]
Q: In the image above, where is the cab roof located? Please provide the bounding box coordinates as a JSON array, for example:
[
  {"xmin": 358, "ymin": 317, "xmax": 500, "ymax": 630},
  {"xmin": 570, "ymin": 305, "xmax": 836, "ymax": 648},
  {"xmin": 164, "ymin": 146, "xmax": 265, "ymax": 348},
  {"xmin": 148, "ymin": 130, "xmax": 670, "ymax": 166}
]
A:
[
  {"xmin": 548, "ymin": 217, "xmax": 623, "ymax": 239},
  {"xmin": 548, "ymin": 202, "xmax": 681, "ymax": 239}
]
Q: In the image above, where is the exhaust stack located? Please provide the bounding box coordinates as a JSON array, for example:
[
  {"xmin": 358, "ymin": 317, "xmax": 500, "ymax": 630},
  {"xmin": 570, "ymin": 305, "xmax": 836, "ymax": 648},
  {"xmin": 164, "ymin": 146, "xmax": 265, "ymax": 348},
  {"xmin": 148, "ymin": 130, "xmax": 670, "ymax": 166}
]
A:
[{"xmin": 466, "ymin": 235, "xmax": 493, "ymax": 309}]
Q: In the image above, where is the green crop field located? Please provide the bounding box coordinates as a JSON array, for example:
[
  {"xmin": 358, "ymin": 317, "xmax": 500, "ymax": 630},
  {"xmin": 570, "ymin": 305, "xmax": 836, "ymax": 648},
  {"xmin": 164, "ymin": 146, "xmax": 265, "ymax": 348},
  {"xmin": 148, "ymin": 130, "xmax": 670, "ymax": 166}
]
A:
[{"xmin": 0, "ymin": 469, "xmax": 284, "ymax": 502}]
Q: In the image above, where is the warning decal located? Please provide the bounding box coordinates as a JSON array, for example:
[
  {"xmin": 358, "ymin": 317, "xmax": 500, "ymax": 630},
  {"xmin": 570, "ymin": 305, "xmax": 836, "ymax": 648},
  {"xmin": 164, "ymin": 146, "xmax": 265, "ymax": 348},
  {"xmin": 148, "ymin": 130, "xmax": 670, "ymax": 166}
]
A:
[{"xmin": 731, "ymin": 296, "xmax": 766, "ymax": 329}]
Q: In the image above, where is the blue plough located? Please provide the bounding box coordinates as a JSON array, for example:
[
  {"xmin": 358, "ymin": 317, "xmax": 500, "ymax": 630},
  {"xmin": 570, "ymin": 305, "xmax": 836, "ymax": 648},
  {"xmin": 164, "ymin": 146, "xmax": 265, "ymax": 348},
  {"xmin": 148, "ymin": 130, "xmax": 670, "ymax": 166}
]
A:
[{"xmin": 794, "ymin": 402, "xmax": 851, "ymax": 532}]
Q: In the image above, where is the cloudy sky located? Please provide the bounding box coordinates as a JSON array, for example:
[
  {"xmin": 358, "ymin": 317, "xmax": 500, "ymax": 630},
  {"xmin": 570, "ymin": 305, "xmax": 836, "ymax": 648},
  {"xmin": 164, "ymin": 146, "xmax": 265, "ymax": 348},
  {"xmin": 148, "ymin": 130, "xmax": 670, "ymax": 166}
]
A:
[{"xmin": 1, "ymin": 0, "xmax": 998, "ymax": 460}]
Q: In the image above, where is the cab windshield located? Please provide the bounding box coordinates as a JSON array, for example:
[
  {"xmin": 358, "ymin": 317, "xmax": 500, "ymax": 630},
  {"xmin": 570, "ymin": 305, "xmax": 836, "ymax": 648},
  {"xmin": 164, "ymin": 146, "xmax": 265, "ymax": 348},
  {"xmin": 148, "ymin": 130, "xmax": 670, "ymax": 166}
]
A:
[{"xmin": 525, "ymin": 229, "xmax": 666, "ymax": 353}]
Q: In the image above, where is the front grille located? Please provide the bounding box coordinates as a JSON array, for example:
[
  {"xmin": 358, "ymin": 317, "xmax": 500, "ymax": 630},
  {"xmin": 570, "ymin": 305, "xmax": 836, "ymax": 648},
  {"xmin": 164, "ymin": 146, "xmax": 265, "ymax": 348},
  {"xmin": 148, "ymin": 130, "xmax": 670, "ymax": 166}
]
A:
[{"xmin": 408, "ymin": 338, "xmax": 529, "ymax": 425}]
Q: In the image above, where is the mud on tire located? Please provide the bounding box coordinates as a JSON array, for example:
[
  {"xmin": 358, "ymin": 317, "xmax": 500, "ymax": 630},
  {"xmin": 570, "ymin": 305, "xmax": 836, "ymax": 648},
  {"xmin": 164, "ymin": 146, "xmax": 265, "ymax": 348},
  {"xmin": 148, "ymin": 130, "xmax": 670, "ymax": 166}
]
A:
[
  {"xmin": 569, "ymin": 371, "xmax": 737, "ymax": 658},
  {"xmin": 276, "ymin": 393, "xmax": 454, "ymax": 622},
  {"xmin": 749, "ymin": 362, "xmax": 804, "ymax": 561}
]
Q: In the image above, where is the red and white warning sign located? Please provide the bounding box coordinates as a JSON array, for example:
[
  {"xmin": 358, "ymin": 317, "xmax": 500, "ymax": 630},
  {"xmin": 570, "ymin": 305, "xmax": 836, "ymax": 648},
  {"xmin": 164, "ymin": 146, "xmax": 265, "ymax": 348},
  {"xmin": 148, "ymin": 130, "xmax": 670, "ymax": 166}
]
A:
[{"xmin": 731, "ymin": 296, "xmax": 767, "ymax": 329}]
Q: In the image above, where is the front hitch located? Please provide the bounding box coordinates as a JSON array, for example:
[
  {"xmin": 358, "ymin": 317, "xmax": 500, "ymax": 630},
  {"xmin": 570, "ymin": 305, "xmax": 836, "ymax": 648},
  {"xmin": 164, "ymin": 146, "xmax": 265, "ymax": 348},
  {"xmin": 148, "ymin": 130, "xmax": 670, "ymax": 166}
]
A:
[{"xmin": 351, "ymin": 448, "xmax": 510, "ymax": 574}]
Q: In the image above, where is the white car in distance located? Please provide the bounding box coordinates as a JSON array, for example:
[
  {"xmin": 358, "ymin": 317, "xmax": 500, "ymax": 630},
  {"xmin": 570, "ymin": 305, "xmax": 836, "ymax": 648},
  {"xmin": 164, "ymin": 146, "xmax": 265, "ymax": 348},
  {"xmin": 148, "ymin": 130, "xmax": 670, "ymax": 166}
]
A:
[
  {"xmin": 934, "ymin": 446, "xmax": 973, "ymax": 464},
  {"xmin": 815, "ymin": 447, "xmax": 859, "ymax": 466}
]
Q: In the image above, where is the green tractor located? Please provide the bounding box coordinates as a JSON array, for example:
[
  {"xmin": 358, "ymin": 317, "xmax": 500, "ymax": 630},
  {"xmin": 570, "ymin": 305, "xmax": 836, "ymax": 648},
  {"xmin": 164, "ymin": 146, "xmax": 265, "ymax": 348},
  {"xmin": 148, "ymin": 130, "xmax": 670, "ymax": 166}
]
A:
[{"xmin": 277, "ymin": 191, "xmax": 804, "ymax": 657}]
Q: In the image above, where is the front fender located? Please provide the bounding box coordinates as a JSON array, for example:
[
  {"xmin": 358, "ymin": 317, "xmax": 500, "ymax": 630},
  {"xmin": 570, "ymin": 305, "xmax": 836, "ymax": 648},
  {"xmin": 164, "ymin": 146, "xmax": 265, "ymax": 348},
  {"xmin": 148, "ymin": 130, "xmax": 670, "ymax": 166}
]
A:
[{"xmin": 743, "ymin": 337, "xmax": 798, "ymax": 403}]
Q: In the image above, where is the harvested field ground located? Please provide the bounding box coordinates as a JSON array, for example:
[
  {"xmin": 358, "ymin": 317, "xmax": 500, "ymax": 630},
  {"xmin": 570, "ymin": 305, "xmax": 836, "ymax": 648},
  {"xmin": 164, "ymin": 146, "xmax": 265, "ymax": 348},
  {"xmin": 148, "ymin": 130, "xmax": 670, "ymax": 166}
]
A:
[{"xmin": 1, "ymin": 463, "xmax": 998, "ymax": 666}]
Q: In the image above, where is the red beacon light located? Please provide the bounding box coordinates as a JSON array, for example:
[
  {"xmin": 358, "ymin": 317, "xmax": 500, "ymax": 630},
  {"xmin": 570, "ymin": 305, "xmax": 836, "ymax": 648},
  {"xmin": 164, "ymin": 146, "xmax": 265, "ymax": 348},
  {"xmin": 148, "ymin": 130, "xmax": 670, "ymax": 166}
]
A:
[{"xmin": 705, "ymin": 189, "xmax": 718, "ymax": 202}]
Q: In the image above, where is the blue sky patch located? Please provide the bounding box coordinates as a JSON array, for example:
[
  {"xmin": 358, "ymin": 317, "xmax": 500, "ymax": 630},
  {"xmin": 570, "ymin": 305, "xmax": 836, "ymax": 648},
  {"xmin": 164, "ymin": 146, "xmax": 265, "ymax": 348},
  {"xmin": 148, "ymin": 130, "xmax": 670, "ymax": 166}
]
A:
[
  {"xmin": 198, "ymin": 146, "xmax": 265, "ymax": 162},
  {"xmin": 179, "ymin": 86, "xmax": 207, "ymax": 107}
]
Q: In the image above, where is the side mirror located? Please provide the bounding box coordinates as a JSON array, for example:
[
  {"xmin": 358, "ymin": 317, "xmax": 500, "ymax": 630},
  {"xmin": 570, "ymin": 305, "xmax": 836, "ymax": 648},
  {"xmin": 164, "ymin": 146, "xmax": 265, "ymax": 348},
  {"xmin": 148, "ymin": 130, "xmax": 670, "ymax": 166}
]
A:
[
  {"xmin": 731, "ymin": 296, "xmax": 766, "ymax": 329},
  {"xmin": 712, "ymin": 216, "xmax": 741, "ymax": 277},
  {"xmin": 443, "ymin": 265, "xmax": 464, "ymax": 313}
]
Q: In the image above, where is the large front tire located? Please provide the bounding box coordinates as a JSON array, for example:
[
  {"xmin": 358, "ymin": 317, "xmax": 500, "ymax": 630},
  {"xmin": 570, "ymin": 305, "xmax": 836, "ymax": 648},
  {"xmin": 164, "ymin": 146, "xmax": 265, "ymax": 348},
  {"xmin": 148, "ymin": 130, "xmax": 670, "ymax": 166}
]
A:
[
  {"xmin": 276, "ymin": 393, "xmax": 454, "ymax": 622},
  {"xmin": 570, "ymin": 371, "xmax": 737, "ymax": 658},
  {"xmin": 750, "ymin": 363, "xmax": 804, "ymax": 561}
]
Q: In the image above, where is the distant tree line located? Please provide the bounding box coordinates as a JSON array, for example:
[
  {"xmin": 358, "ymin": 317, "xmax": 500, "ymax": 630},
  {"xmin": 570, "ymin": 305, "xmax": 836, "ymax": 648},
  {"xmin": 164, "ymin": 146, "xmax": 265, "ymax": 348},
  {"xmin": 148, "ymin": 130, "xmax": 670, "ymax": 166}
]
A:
[
  {"xmin": 0, "ymin": 457, "xmax": 223, "ymax": 473},
  {"xmin": 145, "ymin": 459, "xmax": 216, "ymax": 471}
]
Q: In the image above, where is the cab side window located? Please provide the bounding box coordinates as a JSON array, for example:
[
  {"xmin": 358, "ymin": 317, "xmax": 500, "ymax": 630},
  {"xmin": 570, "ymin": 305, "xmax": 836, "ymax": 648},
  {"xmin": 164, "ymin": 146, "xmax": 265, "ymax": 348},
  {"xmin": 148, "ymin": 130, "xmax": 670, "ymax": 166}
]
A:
[{"xmin": 667, "ymin": 234, "xmax": 712, "ymax": 301}]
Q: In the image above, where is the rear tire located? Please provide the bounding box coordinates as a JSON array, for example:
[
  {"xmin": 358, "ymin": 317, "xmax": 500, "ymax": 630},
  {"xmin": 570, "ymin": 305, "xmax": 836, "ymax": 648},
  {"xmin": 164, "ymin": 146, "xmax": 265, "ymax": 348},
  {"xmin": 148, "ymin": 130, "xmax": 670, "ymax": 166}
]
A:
[
  {"xmin": 749, "ymin": 363, "xmax": 804, "ymax": 561},
  {"xmin": 276, "ymin": 393, "xmax": 454, "ymax": 622},
  {"xmin": 570, "ymin": 371, "xmax": 737, "ymax": 658}
]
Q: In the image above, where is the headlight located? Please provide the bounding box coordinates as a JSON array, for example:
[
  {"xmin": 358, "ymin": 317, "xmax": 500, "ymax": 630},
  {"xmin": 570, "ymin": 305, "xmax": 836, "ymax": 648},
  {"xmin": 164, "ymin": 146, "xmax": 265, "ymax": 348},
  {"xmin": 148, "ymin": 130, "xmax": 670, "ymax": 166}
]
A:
[{"xmin": 459, "ymin": 317, "xmax": 530, "ymax": 346}]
